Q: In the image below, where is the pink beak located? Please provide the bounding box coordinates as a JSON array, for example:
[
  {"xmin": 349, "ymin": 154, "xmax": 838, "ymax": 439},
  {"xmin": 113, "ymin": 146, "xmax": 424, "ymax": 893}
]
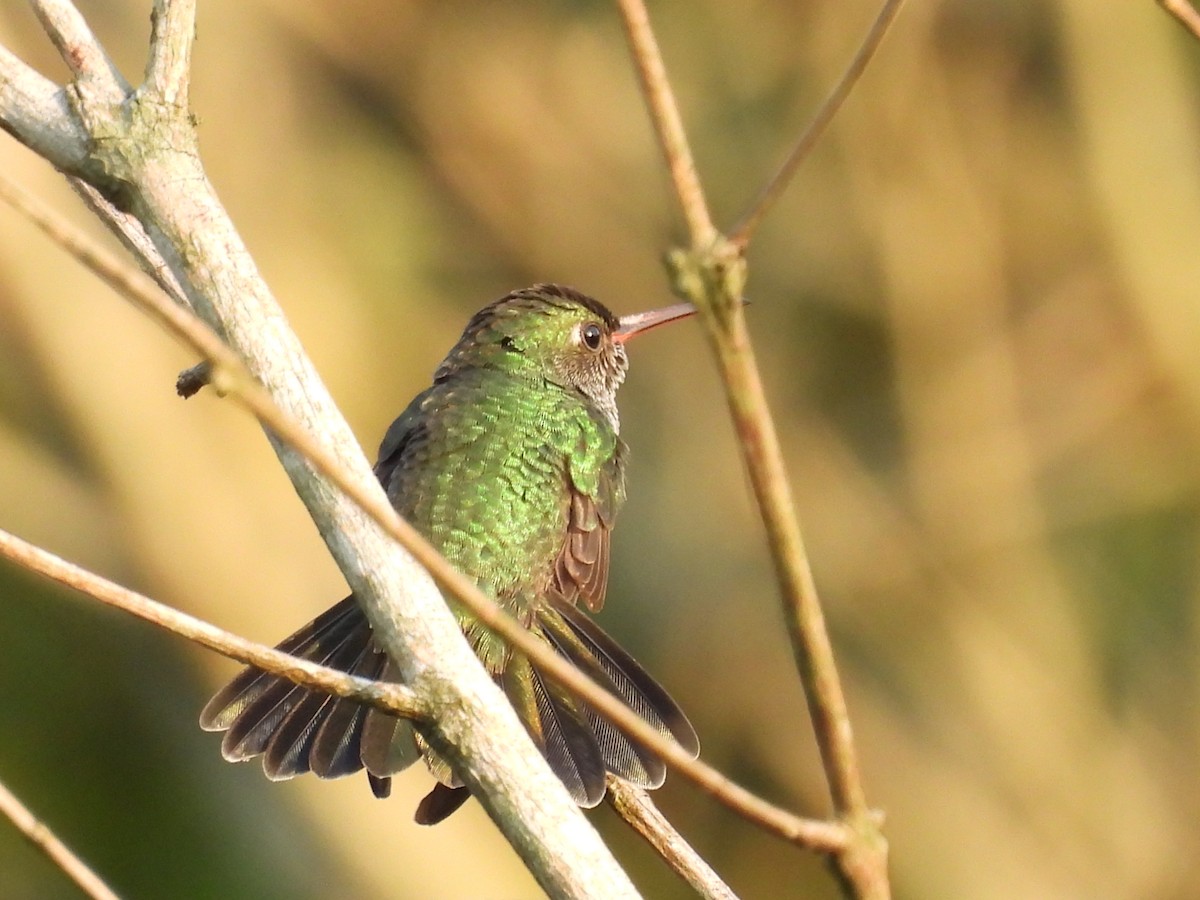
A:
[{"xmin": 613, "ymin": 302, "xmax": 697, "ymax": 345}]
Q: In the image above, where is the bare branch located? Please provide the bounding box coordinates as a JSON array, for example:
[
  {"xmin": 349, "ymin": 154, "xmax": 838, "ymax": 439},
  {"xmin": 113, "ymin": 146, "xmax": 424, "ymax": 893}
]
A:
[
  {"xmin": 30, "ymin": 0, "xmax": 128, "ymax": 95},
  {"xmin": 615, "ymin": 0, "xmax": 716, "ymax": 248},
  {"xmin": 0, "ymin": 527, "xmax": 424, "ymax": 720},
  {"xmin": 606, "ymin": 779, "xmax": 739, "ymax": 900},
  {"xmin": 668, "ymin": 247, "xmax": 888, "ymax": 894},
  {"xmin": 1160, "ymin": 0, "xmax": 1200, "ymax": 40},
  {"xmin": 3, "ymin": 11, "xmax": 640, "ymax": 893},
  {"xmin": 728, "ymin": 0, "xmax": 906, "ymax": 249},
  {"xmin": 0, "ymin": 44, "xmax": 90, "ymax": 169},
  {"xmin": 0, "ymin": 171, "xmax": 850, "ymax": 857},
  {"xmin": 611, "ymin": 0, "xmax": 891, "ymax": 891},
  {"xmin": 0, "ymin": 777, "xmax": 120, "ymax": 900},
  {"xmin": 144, "ymin": 0, "xmax": 196, "ymax": 107}
]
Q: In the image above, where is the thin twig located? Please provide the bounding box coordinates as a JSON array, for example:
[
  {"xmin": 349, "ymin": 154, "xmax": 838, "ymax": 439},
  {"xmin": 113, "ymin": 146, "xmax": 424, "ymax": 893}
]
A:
[
  {"xmin": 728, "ymin": 0, "xmax": 906, "ymax": 250},
  {"xmin": 0, "ymin": 172, "xmax": 848, "ymax": 855},
  {"xmin": 615, "ymin": 0, "xmax": 717, "ymax": 248},
  {"xmin": 0, "ymin": 527, "xmax": 423, "ymax": 721},
  {"xmin": 0, "ymin": 776, "xmax": 120, "ymax": 900},
  {"xmin": 704, "ymin": 307, "xmax": 868, "ymax": 819},
  {"xmin": 615, "ymin": 3, "xmax": 891, "ymax": 894},
  {"xmin": 1160, "ymin": 0, "xmax": 1200, "ymax": 40},
  {"xmin": 606, "ymin": 778, "xmax": 739, "ymax": 900}
]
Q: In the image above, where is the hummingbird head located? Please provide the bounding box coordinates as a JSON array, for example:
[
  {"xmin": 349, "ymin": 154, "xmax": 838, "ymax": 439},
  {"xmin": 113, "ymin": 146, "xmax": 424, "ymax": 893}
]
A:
[{"xmin": 435, "ymin": 284, "xmax": 695, "ymax": 431}]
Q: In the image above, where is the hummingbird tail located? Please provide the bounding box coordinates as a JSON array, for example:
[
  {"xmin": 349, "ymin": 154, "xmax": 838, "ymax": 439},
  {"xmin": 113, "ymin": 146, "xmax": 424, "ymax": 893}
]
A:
[
  {"xmin": 200, "ymin": 595, "xmax": 698, "ymax": 824},
  {"xmin": 503, "ymin": 653, "xmax": 608, "ymax": 808},
  {"xmin": 198, "ymin": 596, "xmax": 418, "ymax": 790},
  {"xmin": 414, "ymin": 783, "xmax": 472, "ymax": 825},
  {"xmin": 539, "ymin": 596, "xmax": 700, "ymax": 788}
]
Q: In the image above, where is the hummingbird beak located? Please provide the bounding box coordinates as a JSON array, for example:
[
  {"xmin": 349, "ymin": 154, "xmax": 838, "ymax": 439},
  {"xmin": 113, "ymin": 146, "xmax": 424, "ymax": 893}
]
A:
[{"xmin": 613, "ymin": 302, "xmax": 697, "ymax": 344}]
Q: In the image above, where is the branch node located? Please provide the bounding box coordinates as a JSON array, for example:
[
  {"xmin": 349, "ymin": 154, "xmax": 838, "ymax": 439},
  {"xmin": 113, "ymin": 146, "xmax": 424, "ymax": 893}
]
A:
[{"xmin": 176, "ymin": 360, "xmax": 211, "ymax": 398}]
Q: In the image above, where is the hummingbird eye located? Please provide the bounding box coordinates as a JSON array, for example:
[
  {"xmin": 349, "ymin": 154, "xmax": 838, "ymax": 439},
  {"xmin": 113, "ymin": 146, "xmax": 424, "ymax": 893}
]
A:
[{"xmin": 581, "ymin": 322, "xmax": 603, "ymax": 351}]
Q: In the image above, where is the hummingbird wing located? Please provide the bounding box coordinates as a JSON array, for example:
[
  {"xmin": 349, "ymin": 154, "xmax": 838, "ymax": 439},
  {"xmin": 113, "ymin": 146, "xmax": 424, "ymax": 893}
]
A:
[
  {"xmin": 373, "ymin": 386, "xmax": 434, "ymax": 480},
  {"xmin": 553, "ymin": 435, "xmax": 627, "ymax": 613}
]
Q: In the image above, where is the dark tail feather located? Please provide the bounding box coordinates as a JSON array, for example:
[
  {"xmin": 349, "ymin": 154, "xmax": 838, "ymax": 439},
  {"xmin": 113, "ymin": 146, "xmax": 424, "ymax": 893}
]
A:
[
  {"xmin": 201, "ymin": 594, "xmax": 696, "ymax": 825},
  {"xmin": 544, "ymin": 597, "xmax": 699, "ymax": 776},
  {"xmin": 360, "ymin": 658, "xmax": 422, "ymax": 782},
  {"xmin": 309, "ymin": 646, "xmax": 388, "ymax": 778},
  {"xmin": 539, "ymin": 611, "xmax": 664, "ymax": 788},
  {"xmin": 504, "ymin": 653, "xmax": 607, "ymax": 808},
  {"xmin": 199, "ymin": 596, "xmax": 417, "ymax": 786},
  {"xmin": 415, "ymin": 784, "xmax": 471, "ymax": 825},
  {"xmin": 261, "ymin": 634, "xmax": 373, "ymax": 779},
  {"xmin": 200, "ymin": 598, "xmax": 361, "ymax": 734},
  {"xmin": 261, "ymin": 687, "xmax": 338, "ymax": 779}
]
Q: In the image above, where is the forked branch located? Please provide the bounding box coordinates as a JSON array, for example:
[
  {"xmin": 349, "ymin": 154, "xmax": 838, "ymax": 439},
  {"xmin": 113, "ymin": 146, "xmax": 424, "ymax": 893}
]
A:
[
  {"xmin": 0, "ymin": 169, "xmax": 849, "ymax": 858},
  {"xmin": 615, "ymin": 1, "xmax": 899, "ymax": 897}
]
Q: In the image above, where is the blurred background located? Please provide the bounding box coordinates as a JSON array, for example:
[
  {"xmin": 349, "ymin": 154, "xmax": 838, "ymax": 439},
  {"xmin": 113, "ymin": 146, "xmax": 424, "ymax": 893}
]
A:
[{"xmin": 0, "ymin": 1, "xmax": 1197, "ymax": 897}]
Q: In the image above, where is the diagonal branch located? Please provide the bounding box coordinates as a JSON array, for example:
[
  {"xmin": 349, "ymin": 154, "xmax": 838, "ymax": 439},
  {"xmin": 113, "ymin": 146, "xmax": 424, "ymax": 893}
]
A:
[
  {"xmin": 606, "ymin": 778, "xmax": 738, "ymax": 900},
  {"xmin": 728, "ymin": 0, "xmax": 906, "ymax": 250},
  {"xmin": 1160, "ymin": 0, "xmax": 1200, "ymax": 40},
  {"xmin": 615, "ymin": 0, "xmax": 716, "ymax": 248},
  {"xmin": 0, "ymin": 169, "xmax": 850, "ymax": 857},
  {"xmin": 615, "ymin": 2, "xmax": 892, "ymax": 897},
  {"xmin": 0, "ymin": 776, "xmax": 120, "ymax": 900},
  {"xmin": 0, "ymin": 527, "xmax": 423, "ymax": 721}
]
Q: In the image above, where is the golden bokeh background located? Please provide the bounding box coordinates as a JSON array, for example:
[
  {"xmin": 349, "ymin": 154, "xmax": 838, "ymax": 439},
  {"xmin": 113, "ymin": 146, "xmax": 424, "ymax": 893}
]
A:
[{"xmin": 3, "ymin": 2, "xmax": 1199, "ymax": 898}]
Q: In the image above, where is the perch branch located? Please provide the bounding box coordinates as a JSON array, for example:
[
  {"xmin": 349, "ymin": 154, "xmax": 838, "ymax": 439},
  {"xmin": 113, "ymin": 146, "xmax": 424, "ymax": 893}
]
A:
[{"xmin": 0, "ymin": 171, "xmax": 849, "ymax": 856}]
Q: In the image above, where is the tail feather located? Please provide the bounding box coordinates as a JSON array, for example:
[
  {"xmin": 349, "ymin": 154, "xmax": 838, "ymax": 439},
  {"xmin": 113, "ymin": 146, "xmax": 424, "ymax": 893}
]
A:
[
  {"xmin": 360, "ymin": 657, "xmax": 421, "ymax": 780},
  {"xmin": 199, "ymin": 598, "xmax": 361, "ymax": 733},
  {"xmin": 502, "ymin": 651, "xmax": 605, "ymax": 805},
  {"xmin": 262, "ymin": 689, "xmax": 336, "ymax": 779},
  {"xmin": 262, "ymin": 628, "xmax": 373, "ymax": 779},
  {"xmin": 201, "ymin": 593, "xmax": 697, "ymax": 825},
  {"xmin": 539, "ymin": 612, "xmax": 665, "ymax": 788},
  {"xmin": 523, "ymin": 656, "xmax": 607, "ymax": 807},
  {"xmin": 549, "ymin": 596, "xmax": 699, "ymax": 758},
  {"xmin": 311, "ymin": 647, "xmax": 387, "ymax": 778},
  {"xmin": 199, "ymin": 597, "xmax": 418, "ymax": 785},
  {"xmin": 414, "ymin": 783, "xmax": 471, "ymax": 825}
]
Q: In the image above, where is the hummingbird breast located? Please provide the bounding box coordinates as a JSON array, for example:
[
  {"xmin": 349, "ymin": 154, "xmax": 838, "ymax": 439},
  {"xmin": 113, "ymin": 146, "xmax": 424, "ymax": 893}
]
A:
[{"xmin": 376, "ymin": 366, "xmax": 625, "ymax": 671}]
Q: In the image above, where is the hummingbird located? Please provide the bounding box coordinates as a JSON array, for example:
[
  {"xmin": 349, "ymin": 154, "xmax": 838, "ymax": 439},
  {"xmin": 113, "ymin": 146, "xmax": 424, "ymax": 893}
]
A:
[{"xmin": 200, "ymin": 284, "xmax": 700, "ymax": 824}]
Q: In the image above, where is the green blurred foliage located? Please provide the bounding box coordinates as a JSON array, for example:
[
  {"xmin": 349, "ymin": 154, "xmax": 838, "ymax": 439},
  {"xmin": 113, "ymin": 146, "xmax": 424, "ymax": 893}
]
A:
[{"xmin": 3, "ymin": 1, "xmax": 1200, "ymax": 898}]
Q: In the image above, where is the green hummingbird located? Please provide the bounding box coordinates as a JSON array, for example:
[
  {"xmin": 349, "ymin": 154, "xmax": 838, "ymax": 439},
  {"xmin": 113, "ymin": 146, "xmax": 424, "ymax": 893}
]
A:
[{"xmin": 200, "ymin": 284, "xmax": 700, "ymax": 824}]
